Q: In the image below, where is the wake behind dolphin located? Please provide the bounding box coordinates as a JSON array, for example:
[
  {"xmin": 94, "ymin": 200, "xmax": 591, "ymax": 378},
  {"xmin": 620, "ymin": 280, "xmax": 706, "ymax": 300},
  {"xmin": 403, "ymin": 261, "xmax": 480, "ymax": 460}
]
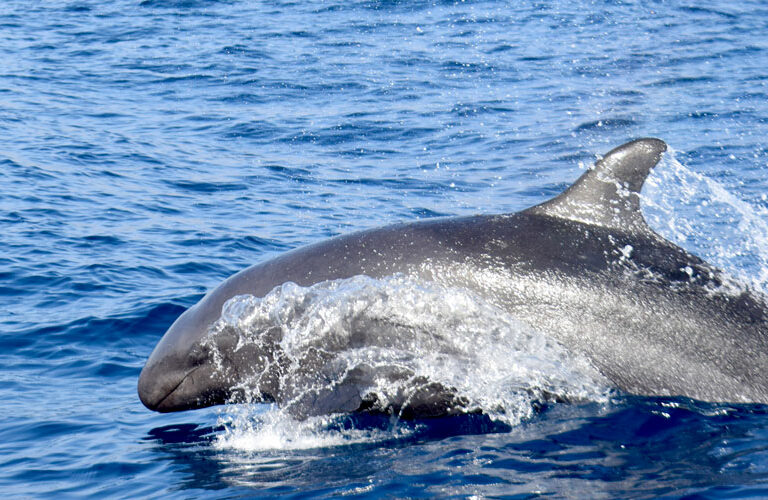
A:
[{"xmin": 138, "ymin": 139, "xmax": 768, "ymax": 419}]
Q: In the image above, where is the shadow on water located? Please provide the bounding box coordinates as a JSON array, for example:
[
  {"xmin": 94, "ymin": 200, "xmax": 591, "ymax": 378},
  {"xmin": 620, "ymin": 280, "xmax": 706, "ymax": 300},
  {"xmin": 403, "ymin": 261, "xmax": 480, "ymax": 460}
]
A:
[
  {"xmin": 140, "ymin": 399, "xmax": 768, "ymax": 496},
  {"xmin": 143, "ymin": 423, "xmax": 228, "ymax": 491},
  {"xmin": 331, "ymin": 411, "xmax": 513, "ymax": 441},
  {"xmin": 141, "ymin": 410, "xmax": 512, "ymax": 493},
  {"xmin": 146, "ymin": 423, "xmax": 222, "ymax": 445},
  {"xmin": 145, "ymin": 411, "xmax": 510, "ymax": 448},
  {"xmin": 505, "ymin": 397, "xmax": 768, "ymax": 496}
]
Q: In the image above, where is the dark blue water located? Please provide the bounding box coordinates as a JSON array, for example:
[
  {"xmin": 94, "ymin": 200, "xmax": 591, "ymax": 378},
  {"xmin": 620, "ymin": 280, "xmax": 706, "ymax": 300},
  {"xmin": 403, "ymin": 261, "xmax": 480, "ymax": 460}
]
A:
[{"xmin": 3, "ymin": 0, "xmax": 768, "ymax": 497}]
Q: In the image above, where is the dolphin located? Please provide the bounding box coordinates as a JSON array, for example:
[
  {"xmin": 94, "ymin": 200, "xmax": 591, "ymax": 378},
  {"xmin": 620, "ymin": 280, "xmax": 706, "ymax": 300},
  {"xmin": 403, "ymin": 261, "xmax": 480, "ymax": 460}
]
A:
[{"xmin": 138, "ymin": 138, "xmax": 768, "ymax": 417}]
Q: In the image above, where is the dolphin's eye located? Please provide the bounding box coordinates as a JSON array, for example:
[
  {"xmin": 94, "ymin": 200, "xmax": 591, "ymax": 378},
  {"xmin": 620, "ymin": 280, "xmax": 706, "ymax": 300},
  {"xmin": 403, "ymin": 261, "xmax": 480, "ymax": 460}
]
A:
[{"xmin": 188, "ymin": 342, "xmax": 211, "ymax": 365}]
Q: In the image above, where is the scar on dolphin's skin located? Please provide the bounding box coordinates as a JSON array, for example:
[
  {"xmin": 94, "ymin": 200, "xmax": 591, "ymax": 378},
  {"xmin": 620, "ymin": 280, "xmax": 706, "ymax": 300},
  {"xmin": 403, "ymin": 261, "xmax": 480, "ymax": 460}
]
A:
[{"xmin": 139, "ymin": 139, "xmax": 768, "ymax": 418}]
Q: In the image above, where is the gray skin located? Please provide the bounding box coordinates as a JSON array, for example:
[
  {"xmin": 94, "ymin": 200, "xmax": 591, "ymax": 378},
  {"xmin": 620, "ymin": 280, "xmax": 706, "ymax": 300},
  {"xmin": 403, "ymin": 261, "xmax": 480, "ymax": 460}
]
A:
[{"xmin": 138, "ymin": 138, "xmax": 768, "ymax": 416}]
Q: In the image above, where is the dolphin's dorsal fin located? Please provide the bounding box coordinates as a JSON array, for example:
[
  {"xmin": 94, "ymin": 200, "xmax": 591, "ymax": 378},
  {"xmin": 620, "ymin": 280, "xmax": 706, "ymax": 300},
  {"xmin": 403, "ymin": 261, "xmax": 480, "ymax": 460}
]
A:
[{"xmin": 526, "ymin": 138, "xmax": 667, "ymax": 232}]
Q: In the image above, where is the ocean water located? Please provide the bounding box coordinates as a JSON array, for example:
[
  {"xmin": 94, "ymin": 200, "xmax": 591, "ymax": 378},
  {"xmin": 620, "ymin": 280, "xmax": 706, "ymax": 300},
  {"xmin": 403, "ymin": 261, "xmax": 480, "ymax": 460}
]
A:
[{"xmin": 2, "ymin": 0, "xmax": 768, "ymax": 497}]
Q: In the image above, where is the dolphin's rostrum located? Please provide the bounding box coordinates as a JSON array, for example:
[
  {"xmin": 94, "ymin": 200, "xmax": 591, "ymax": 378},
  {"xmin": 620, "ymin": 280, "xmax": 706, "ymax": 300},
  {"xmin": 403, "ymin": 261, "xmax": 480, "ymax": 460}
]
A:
[{"xmin": 138, "ymin": 139, "xmax": 768, "ymax": 417}]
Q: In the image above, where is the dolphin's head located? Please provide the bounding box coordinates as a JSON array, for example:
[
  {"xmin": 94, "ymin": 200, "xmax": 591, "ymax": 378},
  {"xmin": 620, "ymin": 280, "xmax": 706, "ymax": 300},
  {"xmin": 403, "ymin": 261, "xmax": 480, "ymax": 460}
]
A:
[
  {"xmin": 137, "ymin": 297, "xmax": 278, "ymax": 412},
  {"xmin": 138, "ymin": 302, "xmax": 228, "ymax": 412}
]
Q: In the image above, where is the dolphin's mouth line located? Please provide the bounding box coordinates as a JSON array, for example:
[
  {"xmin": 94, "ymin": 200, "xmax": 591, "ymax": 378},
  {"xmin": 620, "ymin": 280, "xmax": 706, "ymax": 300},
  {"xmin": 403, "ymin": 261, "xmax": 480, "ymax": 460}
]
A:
[{"xmin": 154, "ymin": 365, "xmax": 202, "ymax": 410}]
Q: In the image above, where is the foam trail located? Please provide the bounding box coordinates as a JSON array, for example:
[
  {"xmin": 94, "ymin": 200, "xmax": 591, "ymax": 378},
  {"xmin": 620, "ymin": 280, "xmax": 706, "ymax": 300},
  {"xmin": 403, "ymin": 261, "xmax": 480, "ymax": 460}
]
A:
[{"xmin": 642, "ymin": 148, "xmax": 768, "ymax": 293}]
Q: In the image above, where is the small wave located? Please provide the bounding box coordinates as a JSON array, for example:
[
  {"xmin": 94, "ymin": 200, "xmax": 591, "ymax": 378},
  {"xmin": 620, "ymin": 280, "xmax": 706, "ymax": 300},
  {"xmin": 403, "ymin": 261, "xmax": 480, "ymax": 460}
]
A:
[
  {"xmin": 164, "ymin": 179, "xmax": 248, "ymax": 193},
  {"xmin": 139, "ymin": 0, "xmax": 231, "ymax": 8},
  {"xmin": 574, "ymin": 117, "xmax": 637, "ymax": 132},
  {"xmin": 679, "ymin": 6, "xmax": 739, "ymax": 19},
  {"xmin": 646, "ymin": 75, "xmax": 717, "ymax": 88}
]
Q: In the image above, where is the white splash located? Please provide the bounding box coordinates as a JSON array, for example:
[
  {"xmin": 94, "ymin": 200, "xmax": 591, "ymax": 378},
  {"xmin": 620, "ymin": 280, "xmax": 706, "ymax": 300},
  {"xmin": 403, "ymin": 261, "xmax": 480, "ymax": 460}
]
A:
[
  {"xmin": 211, "ymin": 275, "xmax": 610, "ymax": 451},
  {"xmin": 642, "ymin": 148, "xmax": 768, "ymax": 293},
  {"xmin": 214, "ymin": 404, "xmax": 410, "ymax": 452}
]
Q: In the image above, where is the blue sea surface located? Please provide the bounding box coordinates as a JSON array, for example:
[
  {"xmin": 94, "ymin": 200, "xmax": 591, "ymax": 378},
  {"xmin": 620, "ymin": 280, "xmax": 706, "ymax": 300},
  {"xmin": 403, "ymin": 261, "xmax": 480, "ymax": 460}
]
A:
[{"xmin": 2, "ymin": 0, "xmax": 768, "ymax": 497}]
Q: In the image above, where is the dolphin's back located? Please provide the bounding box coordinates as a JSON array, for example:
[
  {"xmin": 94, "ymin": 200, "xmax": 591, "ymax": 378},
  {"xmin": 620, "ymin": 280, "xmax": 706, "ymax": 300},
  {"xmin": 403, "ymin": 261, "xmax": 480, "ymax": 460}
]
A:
[{"xmin": 200, "ymin": 200, "xmax": 768, "ymax": 404}]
